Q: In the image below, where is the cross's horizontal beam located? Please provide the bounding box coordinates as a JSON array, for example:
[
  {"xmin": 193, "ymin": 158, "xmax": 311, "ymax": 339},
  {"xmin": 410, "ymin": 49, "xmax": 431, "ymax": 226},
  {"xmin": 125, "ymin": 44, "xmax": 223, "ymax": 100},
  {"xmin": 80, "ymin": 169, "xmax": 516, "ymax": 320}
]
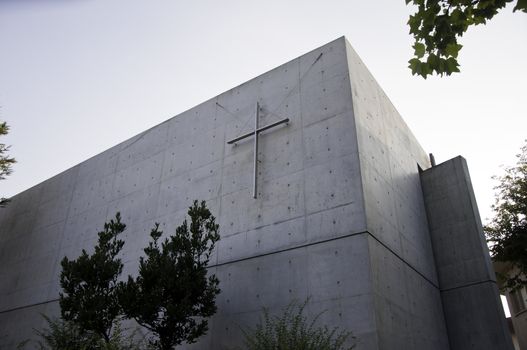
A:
[{"xmin": 227, "ymin": 118, "xmax": 289, "ymax": 144}]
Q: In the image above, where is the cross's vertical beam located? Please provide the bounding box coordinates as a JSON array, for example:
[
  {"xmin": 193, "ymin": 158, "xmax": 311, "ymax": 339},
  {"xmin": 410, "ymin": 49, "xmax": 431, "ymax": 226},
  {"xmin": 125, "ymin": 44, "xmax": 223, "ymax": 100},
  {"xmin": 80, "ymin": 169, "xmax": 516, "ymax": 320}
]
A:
[
  {"xmin": 253, "ymin": 102, "xmax": 259, "ymax": 198},
  {"xmin": 226, "ymin": 102, "xmax": 289, "ymax": 199}
]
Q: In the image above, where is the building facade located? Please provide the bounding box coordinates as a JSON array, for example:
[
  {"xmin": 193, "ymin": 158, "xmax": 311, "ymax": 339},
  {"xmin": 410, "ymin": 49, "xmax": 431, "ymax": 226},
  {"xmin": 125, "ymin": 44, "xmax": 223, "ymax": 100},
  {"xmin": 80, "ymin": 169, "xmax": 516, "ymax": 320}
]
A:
[{"xmin": 0, "ymin": 37, "xmax": 513, "ymax": 349}]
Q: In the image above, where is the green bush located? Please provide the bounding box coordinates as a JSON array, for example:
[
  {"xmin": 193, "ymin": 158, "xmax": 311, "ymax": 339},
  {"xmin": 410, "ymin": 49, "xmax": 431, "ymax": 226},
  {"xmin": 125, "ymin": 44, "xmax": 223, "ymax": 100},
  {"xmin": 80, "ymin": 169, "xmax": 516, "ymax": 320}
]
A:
[
  {"xmin": 242, "ymin": 300, "xmax": 356, "ymax": 350},
  {"xmin": 28, "ymin": 315, "xmax": 148, "ymax": 350},
  {"xmin": 32, "ymin": 315, "xmax": 101, "ymax": 350}
]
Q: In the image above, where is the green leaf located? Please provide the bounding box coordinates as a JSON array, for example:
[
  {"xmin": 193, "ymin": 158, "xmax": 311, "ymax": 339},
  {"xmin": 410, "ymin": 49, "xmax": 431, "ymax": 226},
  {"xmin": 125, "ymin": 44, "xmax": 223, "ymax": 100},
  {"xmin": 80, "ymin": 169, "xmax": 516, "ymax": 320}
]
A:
[
  {"xmin": 427, "ymin": 53, "xmax": 439, "ymax": 72},
  {"xmin": 408, "ymin": 58, "xmax": 433, "ymax": 79},
  {"xmin": 433, "ymin": 57, "xmax": 446, "ymax": 75},
  {"xmin": 514, "ymin": 0, "xmax": 527, "ymax": 12},
  {"xmin": 445, "ymin": 43, "xmax": 463, "ymax": 58},
  {"xmin": 408, "ymin": 14, "xmax": 422, "ymax": 34},
  {"xmin": 450, "ymin": 8, "xmax": 464, "ymax": 24},
  {"xmin": 413, "ymin": 42, "xmax": 426, "ymax": 58},
  {"xmin": 445, "ymin": 57, "xmax": 460, "ymax": 74},
  {"xmin": 408, "ymin": 58, "xmax": 422, "ymax": 76},
  {"xmin": 419, "ymin": 62, "xmax": 431, "ymax": 79},
  {"xmin": 473, "ymin": 16, "xmax": 487, "ymax": 25}
]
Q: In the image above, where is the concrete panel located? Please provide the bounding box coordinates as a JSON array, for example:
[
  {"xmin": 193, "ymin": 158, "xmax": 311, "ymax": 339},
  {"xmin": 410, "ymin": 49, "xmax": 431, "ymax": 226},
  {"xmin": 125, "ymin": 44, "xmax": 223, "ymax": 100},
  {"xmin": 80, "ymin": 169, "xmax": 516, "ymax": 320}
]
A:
[
  {"xmin": 115, "ymin": 123, "xmax": 170, "ymax": 172},
  {"xmin": 305, "ymin": 201, "xmax": 366, "ymax": 242},
  {"xmin": 69, "ymin": 172, "xmax": 115, "ymax": 216},
  {"xmin": 304, "ymin": 154, "xmax": 362, "ymax": 215},
  {"xmin": 258, "ymin": 127, "xmax": 304, "ymax": 181},
  {"xmin": 75, "ymin": 147, "xmax": 119, "ymax": 191},
  {"xmin": 300, "ymin": 74, "xmax": 354, "ymax": 127},
  {"xmin": 421, "ymin": 156, "xmax": 513, "ymax": 350},
  {"xmin": 307, "ymin": 295, "xmax": 379, "ymax": 350},
  {"xmin": 441, "ymin": 283, "xmax": 513, "ymax": 350},
  {"xmin": 216, "ymin": 216, "xmax": 305, "ymax": 263},
  {"xmin": 108, "ymin": 182, "xmax": 161, "ymax": 226},
  {"xmin": 303, "ymin": 111, "xmax": 358, "ymax": 168},
  {"xmin": 368, "ymin": 235, "xmax": 449, "ymax": 350},
  {"xmin": 112, "ymin": 151, "xmax": 164, "ymax": 199},
  {"xmin": 299, "ymin": 38, "xmax": 350, "ymax": 91},
  {"xmin": 0, "ymin": 302, "xmax": 59, "ymax": 349},
  {"xmin": 60, "ymin": 204, "xmax": 110, "ymax": 260}
]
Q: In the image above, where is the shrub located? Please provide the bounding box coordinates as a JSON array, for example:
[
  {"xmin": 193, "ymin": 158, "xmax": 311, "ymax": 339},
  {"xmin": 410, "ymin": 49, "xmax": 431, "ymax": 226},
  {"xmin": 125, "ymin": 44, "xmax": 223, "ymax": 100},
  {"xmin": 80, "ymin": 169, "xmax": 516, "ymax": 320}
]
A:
[
  {"xmin": 32, "ymin": 315, "xmax": 147, "ymax": 350},
  {"xmin": 242, "ymin": 300, "xmax": 356, "ymax": 350}
]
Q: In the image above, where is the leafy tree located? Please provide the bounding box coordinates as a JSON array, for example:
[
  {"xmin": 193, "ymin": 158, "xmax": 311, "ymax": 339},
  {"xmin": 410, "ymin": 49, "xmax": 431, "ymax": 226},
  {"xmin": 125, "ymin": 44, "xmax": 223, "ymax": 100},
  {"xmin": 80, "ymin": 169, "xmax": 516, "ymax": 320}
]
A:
[
  {"xmin": 119, "ymin": 200, "xmax": 220, "ymax": 350},
  {"xmin": 406, "ymin": 0, "xmax": 526, "ymax": 78},
  {"xmin": 60, "ymin": 213, "xmax": 126, "ymax": 343},
  {"xmin": 242, "ymin": 299, "xmax": 356, "ymax": 350},
  {"xmin": 485, "ymin": 142, "xmax": 527, "ymax": 291},
  {"xmin": 0, "ymin": 121, "xmax": 16, "ymax": 207}
]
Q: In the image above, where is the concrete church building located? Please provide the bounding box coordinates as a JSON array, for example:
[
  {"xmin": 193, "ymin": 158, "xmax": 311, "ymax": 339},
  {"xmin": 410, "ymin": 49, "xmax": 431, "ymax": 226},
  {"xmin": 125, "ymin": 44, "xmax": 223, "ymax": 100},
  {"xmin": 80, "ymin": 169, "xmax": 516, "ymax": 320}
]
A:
[{"xmin": 0, "ymin": 38, "xmax": 513, "ymax": 349}]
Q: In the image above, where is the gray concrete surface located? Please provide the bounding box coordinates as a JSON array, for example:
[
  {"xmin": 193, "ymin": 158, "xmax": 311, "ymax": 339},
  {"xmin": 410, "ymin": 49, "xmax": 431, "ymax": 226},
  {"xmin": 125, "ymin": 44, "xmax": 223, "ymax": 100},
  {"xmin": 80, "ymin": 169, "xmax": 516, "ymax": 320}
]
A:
[
  {"xmin": 0, "ymin": 37, "xmax": 510, "ymax": 349},
  {"xmin": 346, "ymin": 40, "xmax": 449, "ymax": 349},
  {"xmin": 421, "ymin": 156, "xmax": 513, "ymax": 350}
]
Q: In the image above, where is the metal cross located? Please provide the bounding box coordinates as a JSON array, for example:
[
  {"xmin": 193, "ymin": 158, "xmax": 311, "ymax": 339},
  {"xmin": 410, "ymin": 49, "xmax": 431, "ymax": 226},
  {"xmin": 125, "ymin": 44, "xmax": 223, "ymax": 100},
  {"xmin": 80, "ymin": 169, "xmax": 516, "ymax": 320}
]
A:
[{"xmin": 227, "ymin": 102, "xmax": 289, "ymax": 198}]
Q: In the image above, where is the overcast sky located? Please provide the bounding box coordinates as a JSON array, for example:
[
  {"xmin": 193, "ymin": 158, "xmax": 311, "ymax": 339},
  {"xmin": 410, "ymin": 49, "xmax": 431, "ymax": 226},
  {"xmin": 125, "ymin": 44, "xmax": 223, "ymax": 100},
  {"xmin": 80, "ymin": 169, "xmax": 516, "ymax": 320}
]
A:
[{"xmin": 0, "ymin": 0, "xmax": 525, "ymax": 228}]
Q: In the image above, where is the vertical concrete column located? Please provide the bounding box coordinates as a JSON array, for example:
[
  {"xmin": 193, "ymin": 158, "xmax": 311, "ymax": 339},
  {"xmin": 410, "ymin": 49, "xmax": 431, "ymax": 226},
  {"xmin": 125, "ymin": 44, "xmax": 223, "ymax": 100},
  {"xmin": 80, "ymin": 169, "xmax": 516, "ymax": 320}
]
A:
[{"xmin": 420, "ymin": 156, "xmax": 513, "ymax": 350}]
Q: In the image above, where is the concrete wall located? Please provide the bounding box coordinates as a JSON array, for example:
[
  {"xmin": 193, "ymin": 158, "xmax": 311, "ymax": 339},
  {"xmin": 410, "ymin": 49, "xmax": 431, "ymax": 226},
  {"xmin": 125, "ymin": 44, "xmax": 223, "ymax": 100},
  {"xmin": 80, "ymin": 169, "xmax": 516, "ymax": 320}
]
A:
[
  {"xmin": 421, "ymin": 157, "xmax": 514, "ymax": 350},
  {"xmin": 0, "ymin": 37, "xmax": 375, "ymax": 349},
  {"xmin": 345, "ymin": 43, "xmax": 450, "ymax": 349}
]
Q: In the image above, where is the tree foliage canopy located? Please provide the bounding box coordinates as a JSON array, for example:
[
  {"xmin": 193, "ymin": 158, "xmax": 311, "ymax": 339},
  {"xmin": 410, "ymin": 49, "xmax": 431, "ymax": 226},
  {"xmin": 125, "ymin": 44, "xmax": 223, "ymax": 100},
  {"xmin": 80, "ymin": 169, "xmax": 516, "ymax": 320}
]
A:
[
  {"xmin": 45, "ymin": 201, "xmax": 220, "ymax": 349},
  {"xmin": 118, "ymin": 200, "xmax": 220, "ymax": 350},
  {"xmin": 485, "ymin": 143, "xmax": 527, "ymax": 291},
  {"xmin": 60, "ymin": 213, "xmax": 126, "ymax": 343},
  {"xmin": 0, "ymin": 121, "xmax": 16, "ymax": 207},
  {"xmin": 406, "ymin": 0, "xmax": 526, "ymax": 78}
]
